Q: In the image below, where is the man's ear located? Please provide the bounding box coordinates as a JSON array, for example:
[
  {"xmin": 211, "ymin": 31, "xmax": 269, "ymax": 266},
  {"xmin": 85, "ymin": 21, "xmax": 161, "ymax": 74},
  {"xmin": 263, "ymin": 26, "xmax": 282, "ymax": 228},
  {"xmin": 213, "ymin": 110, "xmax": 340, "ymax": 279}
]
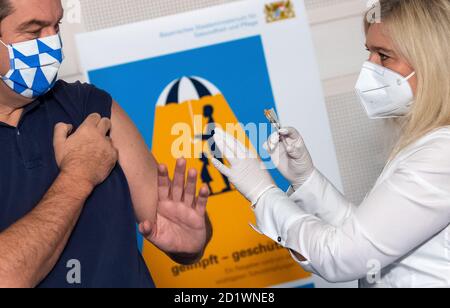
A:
[{"xmin": 0, "ymin": 22, "xmax": 5, "ymax": 40}]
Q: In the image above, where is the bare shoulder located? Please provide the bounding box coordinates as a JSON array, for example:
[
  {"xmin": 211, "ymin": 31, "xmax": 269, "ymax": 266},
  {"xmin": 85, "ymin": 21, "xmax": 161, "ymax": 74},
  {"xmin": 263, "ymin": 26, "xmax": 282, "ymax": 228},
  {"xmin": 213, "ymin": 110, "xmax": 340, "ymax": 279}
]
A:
[
  {"xmin": 109, "ymin": 99, "xmax": 157, "ymax": 173},
  {"xmin": 110, "ymin": 100, "xmax": 145, "ymax": 148}
]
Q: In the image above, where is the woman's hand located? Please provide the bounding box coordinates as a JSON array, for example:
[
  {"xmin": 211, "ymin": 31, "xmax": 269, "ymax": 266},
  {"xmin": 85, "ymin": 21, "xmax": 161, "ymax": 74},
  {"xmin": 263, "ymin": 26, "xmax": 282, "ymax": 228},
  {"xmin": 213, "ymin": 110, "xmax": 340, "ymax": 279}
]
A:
[
  {"xmin": 264, "ymin": 127, "xmax": 314, "ymax": 190},
  {"xmin": 212, "ymin": 128, "xmax": 276, "ymax": 205}
]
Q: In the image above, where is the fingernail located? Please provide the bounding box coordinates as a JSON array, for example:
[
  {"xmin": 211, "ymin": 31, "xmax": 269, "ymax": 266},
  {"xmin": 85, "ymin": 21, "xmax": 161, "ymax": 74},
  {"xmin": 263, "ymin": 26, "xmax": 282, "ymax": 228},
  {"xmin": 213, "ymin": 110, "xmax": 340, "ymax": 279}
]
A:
[{"xmin": 202, "ymin": 185, "xmax": 210, "ymax": 194}]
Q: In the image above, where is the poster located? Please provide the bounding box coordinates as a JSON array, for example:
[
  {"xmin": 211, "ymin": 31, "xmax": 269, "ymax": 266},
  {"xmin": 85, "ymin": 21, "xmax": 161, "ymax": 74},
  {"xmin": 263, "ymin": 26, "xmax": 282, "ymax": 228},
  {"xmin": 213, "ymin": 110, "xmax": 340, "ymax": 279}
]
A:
[{"xmin": 76, "ymin": 0, "xmax": 343, "ymax": 288}]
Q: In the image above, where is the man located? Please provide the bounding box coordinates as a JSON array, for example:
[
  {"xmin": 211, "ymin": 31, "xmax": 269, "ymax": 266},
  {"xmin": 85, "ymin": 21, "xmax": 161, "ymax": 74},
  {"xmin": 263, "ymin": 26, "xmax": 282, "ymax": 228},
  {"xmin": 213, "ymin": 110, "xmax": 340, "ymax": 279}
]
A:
[{"xmin": 0, "ymin": 0, "xmax": 212, "ymax": 288}]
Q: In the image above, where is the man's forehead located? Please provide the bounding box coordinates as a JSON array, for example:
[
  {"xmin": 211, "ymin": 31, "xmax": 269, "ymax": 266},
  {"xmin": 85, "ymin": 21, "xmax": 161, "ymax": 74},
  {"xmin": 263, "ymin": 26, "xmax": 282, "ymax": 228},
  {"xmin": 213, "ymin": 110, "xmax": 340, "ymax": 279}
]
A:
[{"xmin": 9, "ymin": 0, "xmax": 64, "ymax": 21}]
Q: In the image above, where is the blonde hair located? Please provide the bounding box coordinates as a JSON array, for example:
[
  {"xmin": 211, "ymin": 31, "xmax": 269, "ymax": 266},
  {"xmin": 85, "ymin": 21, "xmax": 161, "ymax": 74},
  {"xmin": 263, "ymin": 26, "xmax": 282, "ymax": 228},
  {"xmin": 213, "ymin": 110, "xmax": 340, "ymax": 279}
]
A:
[{"xmin": 365, "ymin": 0, "xmax": 450, "ymax": 158}]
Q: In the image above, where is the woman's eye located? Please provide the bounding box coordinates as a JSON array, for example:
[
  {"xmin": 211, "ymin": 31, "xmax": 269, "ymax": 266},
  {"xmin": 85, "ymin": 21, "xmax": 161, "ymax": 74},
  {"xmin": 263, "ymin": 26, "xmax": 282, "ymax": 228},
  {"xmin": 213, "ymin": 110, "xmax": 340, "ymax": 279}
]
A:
[{"xmin": 379, "ymin": 53, "xmax": 390, "ymax": 61}]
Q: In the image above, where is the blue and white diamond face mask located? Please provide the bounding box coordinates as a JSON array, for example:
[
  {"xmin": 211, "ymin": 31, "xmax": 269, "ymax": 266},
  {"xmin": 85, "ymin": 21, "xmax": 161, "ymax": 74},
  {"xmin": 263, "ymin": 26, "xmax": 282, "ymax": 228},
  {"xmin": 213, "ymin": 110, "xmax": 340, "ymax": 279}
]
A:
[{"xmin": 0, "ymin": 34, "xmax": 64, "ymax": 99}]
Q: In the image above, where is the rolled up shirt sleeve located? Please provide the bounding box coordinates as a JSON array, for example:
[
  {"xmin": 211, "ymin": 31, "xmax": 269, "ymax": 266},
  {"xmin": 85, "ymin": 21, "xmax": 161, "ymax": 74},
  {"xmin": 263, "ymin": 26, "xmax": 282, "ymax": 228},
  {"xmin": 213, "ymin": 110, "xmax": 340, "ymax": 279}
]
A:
[{"xmin": 253, "ymin": 140, "xmax": 450, "ymax": 283}]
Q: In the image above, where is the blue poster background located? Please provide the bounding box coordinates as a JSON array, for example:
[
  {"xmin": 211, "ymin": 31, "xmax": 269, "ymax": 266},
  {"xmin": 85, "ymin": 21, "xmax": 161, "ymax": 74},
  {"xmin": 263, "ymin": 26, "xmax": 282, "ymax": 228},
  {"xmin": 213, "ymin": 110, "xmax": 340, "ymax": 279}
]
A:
[{"xmin": 87, "ymin": 35, "xmax": 289, "ymax": 248}]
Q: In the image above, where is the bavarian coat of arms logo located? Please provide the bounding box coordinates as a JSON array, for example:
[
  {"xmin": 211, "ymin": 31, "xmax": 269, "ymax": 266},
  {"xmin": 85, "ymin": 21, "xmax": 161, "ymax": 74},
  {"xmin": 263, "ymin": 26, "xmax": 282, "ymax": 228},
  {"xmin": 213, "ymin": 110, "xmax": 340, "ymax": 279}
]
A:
[{"xmin": 265, "ymin": 0, "xmax": 296, "ymax": 23}]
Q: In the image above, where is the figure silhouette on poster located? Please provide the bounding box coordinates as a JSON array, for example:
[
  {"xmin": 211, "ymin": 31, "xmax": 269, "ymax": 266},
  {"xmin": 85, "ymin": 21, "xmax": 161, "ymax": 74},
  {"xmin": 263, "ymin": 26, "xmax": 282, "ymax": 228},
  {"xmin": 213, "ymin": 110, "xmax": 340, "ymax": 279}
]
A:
[{"xmin": 196, "ymin": 105, "xmax": 232, "ymax": 194}]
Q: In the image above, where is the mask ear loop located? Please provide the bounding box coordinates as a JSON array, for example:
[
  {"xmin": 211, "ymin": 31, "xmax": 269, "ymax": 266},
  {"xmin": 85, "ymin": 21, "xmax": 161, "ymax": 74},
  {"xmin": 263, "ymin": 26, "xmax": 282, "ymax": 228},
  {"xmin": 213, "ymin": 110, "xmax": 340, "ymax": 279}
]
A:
[
  {"xmin": 0, "ymin": 39, "xmax": 8, "ymax": 48},
  {"xmin": 397, "ymin": 71, "xmax": 416, "ymax": 85},
  {"xmin": 0, "ymin": 39, "xmax": 9, "ymax": 79},
  {"xmin": 405, "ymin": 71, "xmax": 416, "ymax": 80},
  {"xmin": 399, "ymin": 71, "xmax": 416, "ymax": 108}
]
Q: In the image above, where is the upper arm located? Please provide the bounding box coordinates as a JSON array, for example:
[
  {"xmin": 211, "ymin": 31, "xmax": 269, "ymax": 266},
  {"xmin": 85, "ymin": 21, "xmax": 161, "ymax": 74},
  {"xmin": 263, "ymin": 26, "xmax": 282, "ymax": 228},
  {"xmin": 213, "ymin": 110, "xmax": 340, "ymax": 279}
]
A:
[
  {"xmin": 110, "ymin": 100, "xmax": 158, "ymax": 224},
  {"xmin": 356, "ymin": 138, "xmax": 450, "ymax": 255},
  {"xmin": 54, "ymin": 82, "xmax": 158, "ymax": 223}
]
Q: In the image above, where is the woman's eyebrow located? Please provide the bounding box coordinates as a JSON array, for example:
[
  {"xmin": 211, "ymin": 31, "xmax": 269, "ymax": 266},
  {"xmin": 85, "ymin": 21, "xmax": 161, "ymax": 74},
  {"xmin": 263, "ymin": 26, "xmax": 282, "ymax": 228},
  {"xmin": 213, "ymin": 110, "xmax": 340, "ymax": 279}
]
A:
[{"xmin": 366, "ymin": 44, "xmax": 394, "ymax": 54}]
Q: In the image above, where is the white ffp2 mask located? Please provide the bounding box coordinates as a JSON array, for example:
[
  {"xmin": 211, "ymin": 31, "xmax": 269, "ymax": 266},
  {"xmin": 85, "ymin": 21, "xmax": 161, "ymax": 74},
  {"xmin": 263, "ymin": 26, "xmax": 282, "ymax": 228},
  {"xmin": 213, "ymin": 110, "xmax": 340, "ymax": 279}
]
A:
[{"xmin": 355, "ymin": 61, "xmax": 416, "ymax": 119}]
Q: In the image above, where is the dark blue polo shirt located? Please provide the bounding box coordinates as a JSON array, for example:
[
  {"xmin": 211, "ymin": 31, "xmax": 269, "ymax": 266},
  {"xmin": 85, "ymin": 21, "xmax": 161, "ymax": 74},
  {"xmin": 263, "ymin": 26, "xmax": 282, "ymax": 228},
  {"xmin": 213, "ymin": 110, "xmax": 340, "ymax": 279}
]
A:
[{"xmin": 0, "ymin": 80, "xmax": 155, "ymax": 288}]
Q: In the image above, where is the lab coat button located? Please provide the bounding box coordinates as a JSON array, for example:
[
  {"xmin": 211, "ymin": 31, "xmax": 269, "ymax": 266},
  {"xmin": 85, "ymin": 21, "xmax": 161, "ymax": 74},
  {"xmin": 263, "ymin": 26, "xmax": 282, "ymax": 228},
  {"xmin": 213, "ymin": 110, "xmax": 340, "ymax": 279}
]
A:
[{"xmin": 277, "ymin": 237, "xmax": 282, "ymax": 243}]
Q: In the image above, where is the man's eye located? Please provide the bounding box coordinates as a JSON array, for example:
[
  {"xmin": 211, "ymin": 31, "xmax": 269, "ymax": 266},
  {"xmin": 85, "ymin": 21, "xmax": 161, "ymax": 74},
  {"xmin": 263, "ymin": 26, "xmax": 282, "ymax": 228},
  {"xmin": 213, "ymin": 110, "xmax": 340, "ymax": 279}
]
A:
[
  {"xmin": 56, "ymin": 21, "xmax": 62, "ymax": 31},
  {"xmin": 27, "ymin": 29, "xmax": 41, "ymax": 36}
]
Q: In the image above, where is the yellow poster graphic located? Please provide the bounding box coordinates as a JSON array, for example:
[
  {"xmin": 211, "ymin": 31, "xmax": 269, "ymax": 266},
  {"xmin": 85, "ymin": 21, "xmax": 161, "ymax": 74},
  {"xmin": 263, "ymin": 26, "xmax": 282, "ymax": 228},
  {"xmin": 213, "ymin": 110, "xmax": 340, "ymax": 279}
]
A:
[{"xmin": 142, "ymin": 76, "xmax": 310, "ymax": 288}]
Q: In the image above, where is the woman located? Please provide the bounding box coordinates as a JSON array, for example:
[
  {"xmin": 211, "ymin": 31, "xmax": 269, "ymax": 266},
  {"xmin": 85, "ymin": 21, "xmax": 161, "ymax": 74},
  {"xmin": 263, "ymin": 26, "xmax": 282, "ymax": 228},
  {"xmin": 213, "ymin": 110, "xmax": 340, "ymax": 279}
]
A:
[{"xmin": 212, "ymin": 0, "xmax": 450, "ymax": 288}]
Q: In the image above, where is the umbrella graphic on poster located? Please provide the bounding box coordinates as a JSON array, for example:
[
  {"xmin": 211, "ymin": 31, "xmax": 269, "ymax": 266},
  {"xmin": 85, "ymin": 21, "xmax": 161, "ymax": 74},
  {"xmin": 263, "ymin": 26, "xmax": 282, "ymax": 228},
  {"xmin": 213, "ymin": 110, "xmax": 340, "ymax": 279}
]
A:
[
  {"xmin": 142, "ymin": 76, "xmax": 311, "ymax": 288},
  {"xmin": 150, "ymin": 76, "xmax": 252, "ymax": 195}
]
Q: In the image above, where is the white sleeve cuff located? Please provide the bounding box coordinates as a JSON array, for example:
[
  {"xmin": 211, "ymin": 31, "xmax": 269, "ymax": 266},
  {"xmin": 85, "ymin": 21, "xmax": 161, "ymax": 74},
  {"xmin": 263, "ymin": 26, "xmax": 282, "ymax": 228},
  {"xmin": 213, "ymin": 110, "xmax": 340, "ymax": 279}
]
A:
[
  {"xmin": 251, "ymin": 189, "xmax": 318, "ymax": 275},
  {"xmin": 289, "ymin": 250, "xmax": 317, "ymax": 274},
  {"xmin": 287, "ymin": 169, "xmax": 324, "ymax": 215},
  {"xmin": 253, "ymin": 187, "xmax": 309, "ymax": 251}
]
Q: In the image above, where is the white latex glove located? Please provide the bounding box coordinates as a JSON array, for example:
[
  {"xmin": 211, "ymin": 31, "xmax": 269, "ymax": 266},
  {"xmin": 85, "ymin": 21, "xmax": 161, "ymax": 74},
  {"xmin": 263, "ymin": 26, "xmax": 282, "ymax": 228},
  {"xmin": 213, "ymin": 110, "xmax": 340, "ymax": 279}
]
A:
[
  {"xmin": 264, "ymin": 127, "xmax": 314, "ymax": 190},
  {"xmin": 211, "ymin": 128, "xmax": 276, "ymax": 205}
]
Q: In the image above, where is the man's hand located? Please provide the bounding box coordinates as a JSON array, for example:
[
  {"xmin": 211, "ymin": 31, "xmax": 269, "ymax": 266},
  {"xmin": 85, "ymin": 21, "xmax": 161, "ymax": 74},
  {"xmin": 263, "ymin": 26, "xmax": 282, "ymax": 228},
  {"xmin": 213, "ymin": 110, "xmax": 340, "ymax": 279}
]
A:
[
  {"xmin": 139, "ymin": 158, "xmax": 211, "ymax": 259},
  {"xmin": 53, "ymin": 113, "xmax": 119, "ymax": 193},
  {"xmin": 0, "ymin": 113, "xmax": 119, "ymax": 287}
]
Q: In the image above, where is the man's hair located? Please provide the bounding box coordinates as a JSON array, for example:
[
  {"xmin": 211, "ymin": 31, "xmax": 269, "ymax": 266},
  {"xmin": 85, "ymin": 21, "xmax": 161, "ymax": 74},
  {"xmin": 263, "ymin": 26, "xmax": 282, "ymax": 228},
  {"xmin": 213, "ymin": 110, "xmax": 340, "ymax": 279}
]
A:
[{"xmin": 0, "ymin": 0, "xmax": 12, "ymax": 23}]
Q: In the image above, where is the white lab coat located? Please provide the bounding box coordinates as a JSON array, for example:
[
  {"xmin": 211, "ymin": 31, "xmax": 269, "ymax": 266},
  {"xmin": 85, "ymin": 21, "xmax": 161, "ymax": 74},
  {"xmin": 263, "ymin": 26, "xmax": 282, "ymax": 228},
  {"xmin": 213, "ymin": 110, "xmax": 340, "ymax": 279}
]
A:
[{"xmin": 253, "ymin": 127, "xmax": 450, "ymax": 288}]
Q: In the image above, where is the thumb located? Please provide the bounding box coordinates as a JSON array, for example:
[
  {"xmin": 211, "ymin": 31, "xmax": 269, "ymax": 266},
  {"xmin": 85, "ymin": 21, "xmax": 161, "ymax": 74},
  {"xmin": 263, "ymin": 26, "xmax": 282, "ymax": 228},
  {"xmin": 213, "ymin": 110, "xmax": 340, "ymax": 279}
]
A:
[
  {"xmin": 279, "ymin": 127, "xmax": 301, "ymax": 141},
  {"xmin": 265, "ymin": 132, "xmax": 280, "ymax": 154},
  {"xmin": 211, "ymin": 158, "xmax": 232, "ymax": 178},
  {"xmin": 53, "ymin": 123, "xmax": 73, "ymax": 147},
  {"xmin": 285, "ymin": 142, "xmax": 304, "ymax": 160},
  {"xmin": 138, "ymin": 221, "xmax": 153, "ymax": 238}
]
